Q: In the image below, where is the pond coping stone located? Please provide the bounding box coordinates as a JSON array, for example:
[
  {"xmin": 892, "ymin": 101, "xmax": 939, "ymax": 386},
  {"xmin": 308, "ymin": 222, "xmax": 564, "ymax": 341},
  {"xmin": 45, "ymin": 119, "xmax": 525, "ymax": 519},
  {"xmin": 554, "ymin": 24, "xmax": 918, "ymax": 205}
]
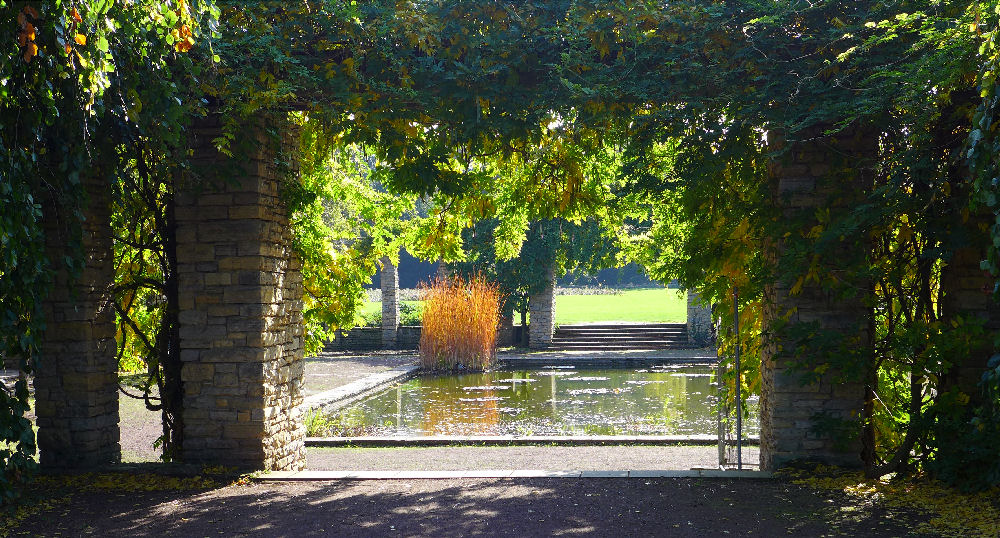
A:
[
  {"xmin": 259, "ymin": 469, "xmax": 773, "ymax": 481},
  {"xmin": 302, "ymin": 365, "xmax": 419, "ymax": 412},
  {"xmin": 305, "ymin": 435, "xmax": 760, "ymax": 447}
]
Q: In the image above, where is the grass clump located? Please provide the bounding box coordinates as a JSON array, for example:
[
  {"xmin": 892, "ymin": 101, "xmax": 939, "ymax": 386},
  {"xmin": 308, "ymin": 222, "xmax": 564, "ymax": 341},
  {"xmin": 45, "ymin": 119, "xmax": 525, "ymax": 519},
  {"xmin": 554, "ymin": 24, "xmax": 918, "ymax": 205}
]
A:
[{"xmin": 419, "ymin": 275, "xmax": 502, "ymax": 371}]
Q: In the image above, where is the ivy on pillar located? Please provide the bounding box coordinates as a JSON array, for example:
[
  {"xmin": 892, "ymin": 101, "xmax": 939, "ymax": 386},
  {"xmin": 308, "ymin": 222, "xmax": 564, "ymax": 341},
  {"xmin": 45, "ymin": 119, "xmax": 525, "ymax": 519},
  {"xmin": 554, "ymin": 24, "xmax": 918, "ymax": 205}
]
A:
[
  {"xmin": 760, "ymin": 129, "xmax": 874, "ymax": 471},
  {"xmin": 940, "ymin": 246, "xmax": 1000, "ymax": 396}
]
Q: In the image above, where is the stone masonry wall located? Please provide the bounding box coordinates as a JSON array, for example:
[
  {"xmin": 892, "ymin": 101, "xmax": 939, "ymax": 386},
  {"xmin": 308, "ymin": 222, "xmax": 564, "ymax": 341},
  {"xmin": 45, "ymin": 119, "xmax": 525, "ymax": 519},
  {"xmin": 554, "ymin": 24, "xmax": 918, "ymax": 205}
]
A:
[
  {"xmin": 325, "ymin": 326, "xmax": 421, "ymax": 352},
  {"xmin": 528, "ymin": 266, "xmax": 556, "ymax": 349},
  {"xmin": 380, "ymin": 257, "xmax": 399, "ymax": 349},
  {"xmin": 35, "ymin": 174, "xmax": 121, "ymax": 468},
  {"xmin": 686, "ymin": 291, "xmax": 713, "ymax": 346},
  {"xmin": 175, "ymin": 115, "xmax": 305, "ymax": 471},
  {"xmin": 760, "ymin": 130, "xmax": 871, "ymax": 471},
  {"xmin": 940, "ymin": 246, "xmax": 1000, "ymax": 395}
]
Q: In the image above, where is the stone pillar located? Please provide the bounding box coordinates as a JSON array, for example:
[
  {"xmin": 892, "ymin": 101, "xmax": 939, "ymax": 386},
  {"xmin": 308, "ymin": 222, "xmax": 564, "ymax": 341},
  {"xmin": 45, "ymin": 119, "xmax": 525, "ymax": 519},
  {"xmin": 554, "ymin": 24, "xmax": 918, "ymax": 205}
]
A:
[
  {"xmin": 686, "ymin": 290, "xmax": 713, "ymax": 346},
  {"xmin": 175, "ymin": 115, "xmax": 305, "ymax": 471},
  {"xmin": 380, "ymin": 256, "xmax": 399, "ymax": 349},
  {"xmin": 759, "ymin": 129, "xmax": 872, "ymax": 471},
  {"xmin": 496, "ymin": 307, "xmax": 515, "ymax": 347},
  {"xmin": 528, "ymin": 266, "xmax": 556, "ymax": 349},
  {"xmin": 35, "ymin": 175, "xmax": 120, "ymax": 468},
  {"xmin": 940, "ymin": 246, "xmax": 1000, "ymax": 395}
]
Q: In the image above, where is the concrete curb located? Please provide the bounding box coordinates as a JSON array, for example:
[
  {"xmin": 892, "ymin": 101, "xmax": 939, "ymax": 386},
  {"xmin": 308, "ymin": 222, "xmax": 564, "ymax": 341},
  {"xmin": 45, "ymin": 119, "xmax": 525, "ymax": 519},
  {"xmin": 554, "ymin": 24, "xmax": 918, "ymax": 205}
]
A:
[
  {"xmin": 498, "ymin": 353, "xmax": 718, "ymax": 368},
  {"xmin": 259, "ymin": 469, "xmax": 772, "ymax": 481},
  {"xmin": 302, "ymin": 365, "xmax": 419, "ymax": 411},
  {"xmin": 499, "ymin": 358, "xmax": 719, "ymax": 367},
  {"xmin": 306, "ymin": 435, "xmax": 761, "ymax": 447}
]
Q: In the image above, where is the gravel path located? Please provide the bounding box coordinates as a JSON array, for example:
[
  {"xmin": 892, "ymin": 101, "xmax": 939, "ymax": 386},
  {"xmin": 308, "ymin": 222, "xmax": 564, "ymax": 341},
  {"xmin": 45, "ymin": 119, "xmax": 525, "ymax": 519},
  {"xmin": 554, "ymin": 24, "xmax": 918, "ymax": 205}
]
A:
[
  {"xmin": 307, "ymin": 445, "xmax": 761, "ymax": 471},
  {"xmin": 11, "ymin": 477, "xmax": 923, "ymax": 537}
]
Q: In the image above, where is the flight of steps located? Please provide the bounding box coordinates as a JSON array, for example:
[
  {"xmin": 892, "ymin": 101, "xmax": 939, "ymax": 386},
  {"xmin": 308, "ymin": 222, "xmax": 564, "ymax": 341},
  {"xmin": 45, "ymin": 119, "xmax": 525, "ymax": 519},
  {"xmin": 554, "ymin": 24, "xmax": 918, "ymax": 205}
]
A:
[{"xmin": 548, "ymin": 323, "xmax": 689, "ymax": 351}]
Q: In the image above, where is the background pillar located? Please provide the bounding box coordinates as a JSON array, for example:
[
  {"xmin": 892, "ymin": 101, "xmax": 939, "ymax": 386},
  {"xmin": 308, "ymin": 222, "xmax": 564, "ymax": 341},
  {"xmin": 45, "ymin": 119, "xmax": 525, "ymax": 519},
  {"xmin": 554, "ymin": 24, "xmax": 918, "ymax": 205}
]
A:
[
  {"xmin": 175, "ymin": 115, "xmax": 305, "ymax": 471},
  {"xmin": 497, "ymin": 307, "xmax": 515, "ymax": 347},
  {"xmin": 35, "ymin": 175, "xmax": 121, "ymax": 468},
  {"xmin": 528, "ymin": 266, "xmax": 556, "ymax": 349},
  {"xmin": 686, "ymin": 291, "xmax": 713, "ymax": 346},
  {"xmin": 380, "ymin": 256, "xmax": 399, "ymax": 349}
]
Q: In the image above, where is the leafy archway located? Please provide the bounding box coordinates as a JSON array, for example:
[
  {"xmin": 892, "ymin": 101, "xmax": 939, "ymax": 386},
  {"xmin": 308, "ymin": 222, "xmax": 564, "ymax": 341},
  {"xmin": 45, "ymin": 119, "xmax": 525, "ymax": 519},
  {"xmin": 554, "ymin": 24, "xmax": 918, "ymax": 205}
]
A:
[{"xmin": 4, "ymin": 0, "xmax": 1000, "ymax": 499}]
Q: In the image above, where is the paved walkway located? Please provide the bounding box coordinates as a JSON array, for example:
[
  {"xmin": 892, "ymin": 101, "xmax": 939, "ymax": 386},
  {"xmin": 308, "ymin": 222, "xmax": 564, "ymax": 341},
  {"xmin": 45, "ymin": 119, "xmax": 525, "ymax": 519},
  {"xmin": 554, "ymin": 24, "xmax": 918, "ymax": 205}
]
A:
[{"xmin": 11, "ymin": 477, "xmax": 923, "ymax": 537}]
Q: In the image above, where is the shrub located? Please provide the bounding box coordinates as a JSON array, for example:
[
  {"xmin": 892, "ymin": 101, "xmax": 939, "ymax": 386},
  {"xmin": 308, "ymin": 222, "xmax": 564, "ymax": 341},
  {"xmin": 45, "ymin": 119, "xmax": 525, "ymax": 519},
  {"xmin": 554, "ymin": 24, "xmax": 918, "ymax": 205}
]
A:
[
  {"xmin": 419, "ymin": 275, "xmax": 503, "ymax": 370},
  {"xmin": 400, "ymin": 302, "xmax": 422, "ymax": 325},
  {"xmin": 357, "ymin": 302, "xmax": 422, "ymax": 327}
]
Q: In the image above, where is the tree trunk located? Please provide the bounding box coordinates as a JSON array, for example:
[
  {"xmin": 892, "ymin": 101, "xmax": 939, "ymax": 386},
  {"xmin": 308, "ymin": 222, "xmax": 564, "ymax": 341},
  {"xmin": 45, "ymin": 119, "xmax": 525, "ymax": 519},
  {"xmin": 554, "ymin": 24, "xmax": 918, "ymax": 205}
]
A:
[{"xmin": 159, "ymin": 189, "xmax": 183, "ymax": 460}]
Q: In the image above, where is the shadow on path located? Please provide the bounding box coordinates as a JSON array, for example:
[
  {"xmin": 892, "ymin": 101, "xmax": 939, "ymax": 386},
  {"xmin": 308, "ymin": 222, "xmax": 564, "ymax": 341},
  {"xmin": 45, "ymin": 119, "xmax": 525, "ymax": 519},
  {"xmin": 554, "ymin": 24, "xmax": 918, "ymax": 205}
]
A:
[{"xmin": 14, "ymin": 477, "xmax": 920, "ymax": 537}]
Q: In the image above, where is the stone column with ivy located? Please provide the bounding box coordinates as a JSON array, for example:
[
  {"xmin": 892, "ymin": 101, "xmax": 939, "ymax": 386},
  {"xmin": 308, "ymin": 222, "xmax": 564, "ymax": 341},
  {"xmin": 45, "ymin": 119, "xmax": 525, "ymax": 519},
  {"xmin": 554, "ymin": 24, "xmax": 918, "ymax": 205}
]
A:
[
  {"xmin": 940, "ymin": 246, "xmax": 1000, "ymax": 396},
  {"xmin": 35, "ymin": 174, "xmax": 121, "ymax": 468},
  {"xmin": 380, "ymin": 256, "xmax": 399, "ymax": 349},
  {"xmin": 528, "ymin": 265, "xmax": 556, "ymax": 349},
  {"xmin": 175, "ymin": 115, "xmax": 305, "ymax": 471},
  {"xmin": 759, "ymin": 129, "xmax": 872, "ymax": 471}
]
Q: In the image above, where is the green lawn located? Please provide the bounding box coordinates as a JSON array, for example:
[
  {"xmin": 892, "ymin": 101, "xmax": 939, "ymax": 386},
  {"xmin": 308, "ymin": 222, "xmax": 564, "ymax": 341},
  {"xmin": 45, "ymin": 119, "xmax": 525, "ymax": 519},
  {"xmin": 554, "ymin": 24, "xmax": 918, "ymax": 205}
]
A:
[
  {"xmin": 359, "ymin": 288, "xmax": 686, "ymax": 325},
  {"xmin": 554, "ymin": 288, "xmax": 686, "ymax": 324},
  {"xmin": 357, "ymin": 300, "xmax": 421, "ymax": 317}
]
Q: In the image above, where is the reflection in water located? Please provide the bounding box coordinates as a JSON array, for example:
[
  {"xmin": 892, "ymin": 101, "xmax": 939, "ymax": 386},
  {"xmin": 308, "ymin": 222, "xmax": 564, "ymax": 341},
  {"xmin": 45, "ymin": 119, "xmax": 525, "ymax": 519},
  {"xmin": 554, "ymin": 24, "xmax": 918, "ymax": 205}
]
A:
[{"xmin": 322, "ymin": 366, "xmax": 761, "ymax": 437}]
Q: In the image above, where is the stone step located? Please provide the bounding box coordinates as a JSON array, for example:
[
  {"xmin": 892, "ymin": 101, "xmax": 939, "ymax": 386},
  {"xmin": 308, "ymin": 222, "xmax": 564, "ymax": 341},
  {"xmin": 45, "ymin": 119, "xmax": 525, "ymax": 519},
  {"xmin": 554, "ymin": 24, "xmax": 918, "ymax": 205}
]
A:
[
  {"xmin": 551, "ymin": 339, "xmax": 688, "ymax": 345},
  {"xmin": 554, "ymin": 323, "xmax": 686, "ymax": 330},
  {"xmin": 554, "ymin": 331, "xmax": 686, "ymax": 338},
  {"xmin": 547, "ymin": 344, "xmax": 691, "ymax": 350},
  {"xmin": 548, "ymin": 322, "xmax": 691, "ymax": 351}
]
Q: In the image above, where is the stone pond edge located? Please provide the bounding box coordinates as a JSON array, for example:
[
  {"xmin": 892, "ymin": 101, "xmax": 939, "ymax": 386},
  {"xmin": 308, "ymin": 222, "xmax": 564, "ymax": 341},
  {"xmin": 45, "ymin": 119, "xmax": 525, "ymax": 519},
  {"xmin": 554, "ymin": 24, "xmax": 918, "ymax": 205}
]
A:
[{"xmin": 259, "ymin": 469, "xmax": 773, "ymax": 481}]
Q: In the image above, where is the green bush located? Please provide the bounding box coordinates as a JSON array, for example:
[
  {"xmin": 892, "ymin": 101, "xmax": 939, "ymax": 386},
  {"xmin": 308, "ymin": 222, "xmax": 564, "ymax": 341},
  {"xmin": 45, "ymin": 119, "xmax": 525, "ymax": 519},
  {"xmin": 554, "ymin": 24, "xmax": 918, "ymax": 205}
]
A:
[{"xmin": 926, "ymin": 355, "xmax": 1000, "ymax": 491}]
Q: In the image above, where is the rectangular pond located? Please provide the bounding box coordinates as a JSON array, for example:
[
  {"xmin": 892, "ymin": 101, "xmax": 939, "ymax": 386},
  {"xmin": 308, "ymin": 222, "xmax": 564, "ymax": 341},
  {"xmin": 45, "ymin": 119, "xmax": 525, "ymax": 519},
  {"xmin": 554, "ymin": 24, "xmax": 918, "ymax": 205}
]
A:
[{"xmin": 311, "ymin": 364, "xmax": 760, "ymax": 438}]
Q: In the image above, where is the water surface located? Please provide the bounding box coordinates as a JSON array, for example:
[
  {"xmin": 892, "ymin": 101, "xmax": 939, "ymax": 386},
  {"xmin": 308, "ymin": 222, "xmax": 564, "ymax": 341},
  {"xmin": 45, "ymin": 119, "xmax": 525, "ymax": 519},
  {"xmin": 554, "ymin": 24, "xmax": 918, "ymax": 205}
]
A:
[{"xmin": 317, "ymin": 365, "xmax": 760, "ymax": 437}]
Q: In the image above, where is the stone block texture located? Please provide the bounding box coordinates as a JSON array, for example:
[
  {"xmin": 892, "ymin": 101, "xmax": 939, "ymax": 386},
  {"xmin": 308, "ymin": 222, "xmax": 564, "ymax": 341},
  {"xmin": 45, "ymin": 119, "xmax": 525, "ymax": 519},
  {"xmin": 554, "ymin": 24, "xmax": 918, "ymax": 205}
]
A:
[
  {"xmin": 759, "ymin": 129, "xmax": 873, "ymax": 471},
  {"xmin": 175, "ymin": 115, "xmax": 305, "ymax": 471},
  {"xmin": 326, "ymin": 326, "xmax": 422, "ymax": 352},
  {"xmin": 687, "ymin": 291, "xmax": 713, "ymax": 346},
  {"xmin": 528, "ymin": 266, "xmax": 556, "ymax": 349},
  {"xmin": 497, "ymin": 308, "xmax": 515, "ymax": 347},
  {"xmin": 380, "ymin": 256, "xmax": 399, "ymax": 349},
  {"xmin": 36, "ymin": 174, "xmax": 121, "ymax": 468},
  {"xmin": 940, "ymin": 246, "xmax": 1000, "ymax": 395}
]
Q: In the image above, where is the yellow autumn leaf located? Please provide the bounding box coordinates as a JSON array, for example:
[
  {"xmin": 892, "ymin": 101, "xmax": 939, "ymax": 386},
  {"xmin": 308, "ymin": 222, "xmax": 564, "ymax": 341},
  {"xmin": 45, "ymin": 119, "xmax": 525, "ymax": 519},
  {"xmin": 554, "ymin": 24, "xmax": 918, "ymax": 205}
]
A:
[
  {"xmin": 75, "ymin": 33, "xmax": 87, "ymax": 46},
  {"xmin": 790, "ymin": 276, "xmax": 805, "ymax": 295}
]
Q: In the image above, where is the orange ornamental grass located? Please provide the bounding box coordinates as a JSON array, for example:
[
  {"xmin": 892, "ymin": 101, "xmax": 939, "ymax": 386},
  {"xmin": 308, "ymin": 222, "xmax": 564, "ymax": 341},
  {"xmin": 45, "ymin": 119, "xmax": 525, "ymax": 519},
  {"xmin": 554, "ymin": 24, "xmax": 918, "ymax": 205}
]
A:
[{"xmin": 419, "ymin": 275, "xmax": 503, "ymax": 371}]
